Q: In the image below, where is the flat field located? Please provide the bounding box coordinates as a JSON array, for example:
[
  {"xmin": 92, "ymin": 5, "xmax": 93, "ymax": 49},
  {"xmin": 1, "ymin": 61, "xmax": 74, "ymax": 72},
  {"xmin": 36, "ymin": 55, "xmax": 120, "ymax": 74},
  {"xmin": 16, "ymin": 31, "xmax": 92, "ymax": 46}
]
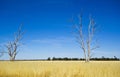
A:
[{"xmin": 0, "ymin": 61, "xmax": 120, "ymax": 77}]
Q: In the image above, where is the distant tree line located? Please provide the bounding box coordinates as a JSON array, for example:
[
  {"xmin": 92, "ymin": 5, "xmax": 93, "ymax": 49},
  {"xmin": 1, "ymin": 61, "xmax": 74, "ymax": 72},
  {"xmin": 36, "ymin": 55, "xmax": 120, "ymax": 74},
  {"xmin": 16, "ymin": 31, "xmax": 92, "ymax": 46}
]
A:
[
  {"xmin": 0, "ymin": 56, "xmax": 119, "ymax": 61},
  {"xmin": 48, "ymin": 56, "xmax": 120, "ymax": 61}
]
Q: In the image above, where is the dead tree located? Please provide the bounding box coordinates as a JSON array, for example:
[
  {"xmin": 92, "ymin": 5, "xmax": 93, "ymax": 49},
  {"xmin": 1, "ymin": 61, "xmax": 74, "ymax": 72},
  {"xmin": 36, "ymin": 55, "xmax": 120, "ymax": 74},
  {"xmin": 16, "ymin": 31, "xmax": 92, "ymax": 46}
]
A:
[
  {"xmin": 6, "ymin": 25, "xmax": 24, "ymax": 61},
  {"xmin": 73, "ymin": 14, "xmax": 99, "ymax": 62}
]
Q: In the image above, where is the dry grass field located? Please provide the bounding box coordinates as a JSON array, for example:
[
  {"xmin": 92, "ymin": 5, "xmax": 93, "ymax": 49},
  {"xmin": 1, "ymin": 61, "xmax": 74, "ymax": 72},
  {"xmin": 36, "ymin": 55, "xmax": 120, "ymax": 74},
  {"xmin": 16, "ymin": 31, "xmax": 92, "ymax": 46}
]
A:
[{"xmin": 0, "ymin": 61, "xmax": 120, "ymax": 77}]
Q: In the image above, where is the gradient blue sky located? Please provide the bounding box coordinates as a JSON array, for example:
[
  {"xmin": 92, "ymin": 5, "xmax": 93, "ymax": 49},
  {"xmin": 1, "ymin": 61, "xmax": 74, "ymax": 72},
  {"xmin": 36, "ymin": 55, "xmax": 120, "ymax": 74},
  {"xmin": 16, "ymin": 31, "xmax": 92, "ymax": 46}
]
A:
[{"xmin": 0, "ymin": 0, "xmax": 120, "ymax": 60}]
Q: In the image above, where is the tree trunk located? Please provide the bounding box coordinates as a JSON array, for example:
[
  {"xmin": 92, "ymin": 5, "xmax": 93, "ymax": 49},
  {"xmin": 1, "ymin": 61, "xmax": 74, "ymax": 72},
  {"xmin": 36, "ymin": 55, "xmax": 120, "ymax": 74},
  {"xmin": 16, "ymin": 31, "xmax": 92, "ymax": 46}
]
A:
[
  {"xmin": 83, "ymin": 52, "xmax": 87, "ymax": 62},
  {"xmin": 10, "ymin": 57, "xmax": 14, "ymax": 61},
  {"xmin": 87, "ymin": 54, "xmax": 90, "ymax": 62},
  {"xmin": 10, "ymin": 55, "xmax": 16, "ymax": 61}
]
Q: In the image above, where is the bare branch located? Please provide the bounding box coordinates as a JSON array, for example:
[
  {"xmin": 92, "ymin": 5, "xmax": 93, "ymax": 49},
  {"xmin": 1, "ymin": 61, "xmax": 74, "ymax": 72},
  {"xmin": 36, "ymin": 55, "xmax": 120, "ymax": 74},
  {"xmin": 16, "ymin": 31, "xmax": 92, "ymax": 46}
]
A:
[{"xmin": 91, "ymin": 46, "xmax": 99, "ymax": 51}]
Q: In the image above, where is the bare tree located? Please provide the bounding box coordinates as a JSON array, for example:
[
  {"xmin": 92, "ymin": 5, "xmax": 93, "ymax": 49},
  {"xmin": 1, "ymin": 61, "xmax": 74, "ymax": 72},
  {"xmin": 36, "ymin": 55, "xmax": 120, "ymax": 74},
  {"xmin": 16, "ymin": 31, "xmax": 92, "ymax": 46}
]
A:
[
  {"xmin": 73, "ymin": 14, "xmax": 99, "ymax": 62},
  {"xmin": 6, "ymin": 25, "xmax": 24, "ymax": 61}
]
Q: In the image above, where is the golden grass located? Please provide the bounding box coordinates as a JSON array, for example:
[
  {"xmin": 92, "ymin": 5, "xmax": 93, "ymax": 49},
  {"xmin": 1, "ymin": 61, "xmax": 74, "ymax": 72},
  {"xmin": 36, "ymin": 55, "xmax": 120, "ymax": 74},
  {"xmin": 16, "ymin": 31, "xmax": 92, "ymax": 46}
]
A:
[{"xmin": 0, "ymin": 61, "xmax": 120, "ymax": 77}]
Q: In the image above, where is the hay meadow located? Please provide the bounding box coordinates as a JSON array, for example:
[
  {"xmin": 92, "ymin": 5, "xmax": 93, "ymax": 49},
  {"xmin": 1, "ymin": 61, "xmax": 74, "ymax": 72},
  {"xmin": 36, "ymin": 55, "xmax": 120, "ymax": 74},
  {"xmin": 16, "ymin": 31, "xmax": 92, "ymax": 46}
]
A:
[{"xmin": 0, "ymin": 61, "xmax": 120, "ymax": 77}]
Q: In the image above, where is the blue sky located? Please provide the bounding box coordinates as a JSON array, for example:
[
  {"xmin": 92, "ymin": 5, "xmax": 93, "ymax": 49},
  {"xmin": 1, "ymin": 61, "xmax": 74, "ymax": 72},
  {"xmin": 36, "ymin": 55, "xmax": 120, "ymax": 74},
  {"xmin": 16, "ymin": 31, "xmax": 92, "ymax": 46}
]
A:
[{"xmin": 0, "ymin": 0, "xmax": 120, "ymax": 60}]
